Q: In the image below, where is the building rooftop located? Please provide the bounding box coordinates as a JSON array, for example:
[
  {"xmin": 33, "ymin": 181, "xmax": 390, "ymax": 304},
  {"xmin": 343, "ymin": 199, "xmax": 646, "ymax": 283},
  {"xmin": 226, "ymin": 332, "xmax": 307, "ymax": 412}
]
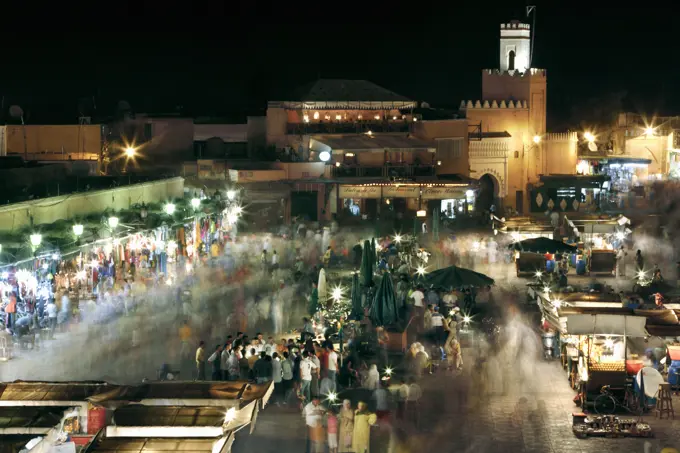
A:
[
  {"xmin": 310, "ymin": 134, "xmax": 436, "ymax": 152},
  {"xmin": 272, "ymin": 79, "xmax": 417, "ymax": 109}
]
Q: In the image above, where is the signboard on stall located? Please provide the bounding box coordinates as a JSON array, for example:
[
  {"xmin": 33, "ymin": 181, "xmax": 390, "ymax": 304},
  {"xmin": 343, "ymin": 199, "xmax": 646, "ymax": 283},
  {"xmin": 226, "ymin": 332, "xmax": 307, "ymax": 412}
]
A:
[
  {"xmin": 421, "ymin": 187, "xmax": 466, "ymax": 199},
  {"xmin": 382, "ymin": 186, "xmax": 420, "ymax": 198},
  {"xmin": 338, "ymin": 185, "xmax": 381, "ymax": 198}
]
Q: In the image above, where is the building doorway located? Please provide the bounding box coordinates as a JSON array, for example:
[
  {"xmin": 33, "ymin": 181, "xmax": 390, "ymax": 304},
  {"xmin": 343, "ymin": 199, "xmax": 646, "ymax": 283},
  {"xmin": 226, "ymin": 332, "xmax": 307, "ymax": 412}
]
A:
[
  {"xmin": 516, "ymin": 190, "xmax": 524, "ymax": 214},
  {"xmin": 477, "ymin": 173, "xmax": 499, "ymax": 213},
  {"xmin": 508, "ymin": 50, "xmax": 516, "ymax": 70},
  {"xmin": 291, "ymin": 191, "xmax": 318, "ymax": 221}
]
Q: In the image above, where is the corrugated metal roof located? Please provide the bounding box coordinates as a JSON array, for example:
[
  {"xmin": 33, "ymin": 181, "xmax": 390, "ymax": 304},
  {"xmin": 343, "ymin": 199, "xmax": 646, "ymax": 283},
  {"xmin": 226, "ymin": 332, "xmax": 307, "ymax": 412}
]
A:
[
  {"xmin": 310, "ymin": 134, "xmax": 436, "ymax": 151},
  {"xmin": 0, "ymin": 382, "xmax": 111, "ymax": 401},
  {"xmin": 112, "ymin": 406, "xmax": 225, "ymax": 427},
  {"xmin": 92, "ymin": 437, "xmax": 216, "ymax": 453},
  {"xmin": 0, "ymin": 406, "xmax": 69, "ymax": 428},
  {"xmin": 289, "ymin": 79, "xmax": 412, "ymax": 103}
]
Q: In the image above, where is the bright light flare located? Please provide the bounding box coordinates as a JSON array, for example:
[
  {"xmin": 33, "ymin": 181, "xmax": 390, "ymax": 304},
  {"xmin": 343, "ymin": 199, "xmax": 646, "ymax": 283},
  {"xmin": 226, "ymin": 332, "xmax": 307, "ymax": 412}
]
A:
[
  {"xmin": 227, "ymin": 190, "xmax": 236, "ymax": 200},
  {"xmin": 416, "ymin": 266, "xmax": 426, "ymax": 276},
  {"xmin": 72, "ymin": 224, "xmax": 84, "ymax": 236},
  {"xmin": 30, "ymin": 233, "xmax": 42, "ymax": 247},
  {"xmin": 472, "ymin": 241, "xmax": 480, "ymax": 251},
  {"xmin": 331, "ymin": 285, "xmax": 344, "ymax": 301},
  {"xmin": 76, "ymin": 270, "xmax": 87, "ymax": 280},
  {"xmin": 393, "ymin": 234, "xmax": 402, "ymax": 244},
  {"xmin": 644, "ymin": 126, "xmax": 655, "ymax": 136},
  {"xmin": 164, "ymin": 203, "xmax": 176, "ymax": 215},
  {"xmin": 584, "ymin": 132, "xmax": 595, "ymax": 143},
  {"xmin": 384, "ymin": 367, "xmax": 393, "ymax": 376},
  {"xmin": 552, "ymin": 299, "xmax": 563, "ymax": 309},
  {"xmin": 637, "ymin": 270, "xmax": 647, "ymax": 280},
  {"xmin": 463, "ymin": 316, "xmax": 471, "ymax": 324},
  {"xmin": 191, "ymin": 198, "xmax": 201, "ymax": 209},
  {"xmin": 533, "ymin": 135, "xmax": 541, "ymax": 144},
  {"xmin": 108, "ymin": 216, "xmax": 119, "ymax": 229},
  {"xmin": 224, "ymin": 407, "xmax": 236, "ymax": 423},
  {"xmin": 535, "ymin": 271, "xmax": 543, "ymax": 278},
  {"xmin": 604, "ymin": 338, "xmax": 614, "ymax": 349},
  {"xmin": 326, "ymin": 391, "xmax": 338, "ymax": 403},
  {"xmin": 616, "ymin": 231, "xmax": 625, "ymax": 240},
  {"xmin": 543, "ymin": 286, "xmax": 551, "ymax": 294},
  {"xmin": 124, "ymin": 147, "xmax": 136, "ymax": 158}
]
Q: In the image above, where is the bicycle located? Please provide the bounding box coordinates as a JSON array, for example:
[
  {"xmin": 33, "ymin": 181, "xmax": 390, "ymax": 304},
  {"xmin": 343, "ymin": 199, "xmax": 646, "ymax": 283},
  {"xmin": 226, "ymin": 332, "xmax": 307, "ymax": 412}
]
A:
[{"xmin": 593, "ymin": 385, "xmax": 639, "ymax": 415}]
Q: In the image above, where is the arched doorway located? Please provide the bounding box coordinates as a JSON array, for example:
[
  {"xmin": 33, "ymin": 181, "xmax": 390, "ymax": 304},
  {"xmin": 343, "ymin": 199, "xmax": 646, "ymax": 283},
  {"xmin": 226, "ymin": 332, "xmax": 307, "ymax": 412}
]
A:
[
  {"xmin": 477, "ymin": 173, "xmax": 499, "ymax": 213},
  {"xmin": 508, "ymin": 50, "xmax": 516, "ymax": 71}
]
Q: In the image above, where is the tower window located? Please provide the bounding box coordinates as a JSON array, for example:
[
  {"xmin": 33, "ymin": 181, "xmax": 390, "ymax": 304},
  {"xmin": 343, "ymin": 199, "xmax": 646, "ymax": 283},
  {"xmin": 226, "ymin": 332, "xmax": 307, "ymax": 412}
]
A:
[{"xmin": 508, "ymin": 50, "xmax": 516, "ymax": 71}]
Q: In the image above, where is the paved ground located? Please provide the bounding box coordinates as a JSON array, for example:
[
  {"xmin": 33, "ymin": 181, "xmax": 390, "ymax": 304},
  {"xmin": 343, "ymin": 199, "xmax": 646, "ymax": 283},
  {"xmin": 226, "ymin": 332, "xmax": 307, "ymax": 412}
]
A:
[{"xmin": 233, "ymin": 354, "xmax": 680, "ymax": 453}]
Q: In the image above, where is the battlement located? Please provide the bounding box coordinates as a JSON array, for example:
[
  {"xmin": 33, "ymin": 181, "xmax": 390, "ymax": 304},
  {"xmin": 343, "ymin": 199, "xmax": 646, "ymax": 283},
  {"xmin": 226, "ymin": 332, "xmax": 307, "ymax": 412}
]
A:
[
  {"xmin": 482, "ymin": 68, "xmax": 547, "ymax": 78},
  {"xmin": 501, "ymin": 21, "xmax": 530, "ymax": 30},
  {"xmin": 544, "ymin": 132, "xmax": 578, "ymax": 142},
  {"xmin": 460, "ymin": 100, "xmax": 528, "ymax": 110}
]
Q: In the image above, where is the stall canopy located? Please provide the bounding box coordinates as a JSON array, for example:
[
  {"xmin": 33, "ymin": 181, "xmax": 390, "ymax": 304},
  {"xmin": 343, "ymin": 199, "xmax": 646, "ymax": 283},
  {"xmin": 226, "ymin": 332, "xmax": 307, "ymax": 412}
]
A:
[
  {"xmin": 510, "ymin": 237, "xmax": 577, "ymax": 254},
  {"xmin": 564, "ymin": 314, "xmax": 647, "ymax": 336},
  {"xmin": 418, "ymin": 265, "xmax": 494, "ymax": 290}
]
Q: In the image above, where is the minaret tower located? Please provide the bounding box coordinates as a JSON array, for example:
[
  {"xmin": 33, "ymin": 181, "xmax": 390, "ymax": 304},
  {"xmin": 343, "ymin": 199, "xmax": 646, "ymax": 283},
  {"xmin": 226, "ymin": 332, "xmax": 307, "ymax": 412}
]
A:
[{"xmin": 499, "ymin": 20, "xmax": 531, "ymax": 73}]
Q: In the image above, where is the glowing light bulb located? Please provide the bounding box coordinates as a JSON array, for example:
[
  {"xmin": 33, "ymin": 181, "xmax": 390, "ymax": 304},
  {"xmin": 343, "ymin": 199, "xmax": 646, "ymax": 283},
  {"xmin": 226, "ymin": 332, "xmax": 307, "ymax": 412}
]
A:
[
  {"xmin": 394, "ymin": 234, "xmax": 402, "ymax": 243},
  {"xmin": 416, "ymin": 266, "xmax": 426, "ymax": 276},
  {"xmin": 164, "ymin": 203, "xmax": 176, "ymax": 215}
]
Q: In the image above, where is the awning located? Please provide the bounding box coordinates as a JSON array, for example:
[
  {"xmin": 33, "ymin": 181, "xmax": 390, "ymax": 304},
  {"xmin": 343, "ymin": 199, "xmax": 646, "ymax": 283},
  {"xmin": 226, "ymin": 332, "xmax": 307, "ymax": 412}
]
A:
[
  {"xmin": 564, "ymin": 314, "xmax": 647, "ymax": 336},
  {"xmin": 310, "ymin": 134, "xmax": 436, "ymax": 153}
]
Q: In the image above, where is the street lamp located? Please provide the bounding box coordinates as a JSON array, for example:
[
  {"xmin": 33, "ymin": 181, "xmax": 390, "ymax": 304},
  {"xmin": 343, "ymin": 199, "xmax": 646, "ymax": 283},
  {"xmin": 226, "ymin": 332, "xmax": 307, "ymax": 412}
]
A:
[
  {"xmin": 30, "ymin": 233, "xmax": 42, "ymax": 248},
  {"xmin": 165, "ymin": 203, "xmax": 176, "ymax": 215},
  {"xmin": 124, "ymin": 147, "xmax": 136, "ymax": 158},
  {"xmin": 73, "ymin": 224, "xmax": 84, "ymax": 237},
  {"xmin": 108, "ymin": 216, "xmax": 119, "ymax": 229},
  {"xmin": 191, "ymin": 198, "xmax": 201, "ymax": 209},
  {"xmin": 644, "ymin": 126, "xmax": 655, "ymax": 137}
]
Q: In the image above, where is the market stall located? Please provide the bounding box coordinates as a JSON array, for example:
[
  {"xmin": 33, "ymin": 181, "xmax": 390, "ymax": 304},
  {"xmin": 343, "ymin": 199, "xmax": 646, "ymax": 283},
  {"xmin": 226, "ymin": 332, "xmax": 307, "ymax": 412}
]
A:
[
  {"xmin": 510, "ymin": 237, "xmax": 577, "ymax": 277},
  {"xmin": 560, "ymin": 314, "xmax": 647, "ymax": 409}
]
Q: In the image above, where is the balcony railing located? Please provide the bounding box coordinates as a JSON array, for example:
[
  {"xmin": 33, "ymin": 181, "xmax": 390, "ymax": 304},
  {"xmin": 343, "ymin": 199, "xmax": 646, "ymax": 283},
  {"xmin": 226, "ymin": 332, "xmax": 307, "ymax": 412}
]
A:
[
  {"xmin": 287, "ymin": 121, "xmax": 411, "ymax": 135},
  {"xmin": 333, "ymin": 163, "xmax": 435, "ymax": 178}
]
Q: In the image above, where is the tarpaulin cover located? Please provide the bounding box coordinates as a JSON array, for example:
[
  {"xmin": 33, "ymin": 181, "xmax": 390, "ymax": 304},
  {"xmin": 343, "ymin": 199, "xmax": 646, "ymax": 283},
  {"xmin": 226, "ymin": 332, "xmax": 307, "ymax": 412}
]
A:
[{"xmin": 564, "ymin": 314, "xmax": 647, "ymax": 336}]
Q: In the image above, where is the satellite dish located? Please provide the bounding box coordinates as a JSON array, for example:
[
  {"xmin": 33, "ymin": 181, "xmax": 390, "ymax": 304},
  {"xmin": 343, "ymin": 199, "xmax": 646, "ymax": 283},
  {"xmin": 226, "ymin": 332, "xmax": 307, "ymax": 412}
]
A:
[
  {"xmin": 588, "ymin": 141, "xmax": 598, "ymax": 152},
  {"xmin": 9, "ymin": 105, "xmax": 23, "ymax": 120},
  {"xmin": 636, "ymin": 367, "xmax": 664, "ymax": 398}
]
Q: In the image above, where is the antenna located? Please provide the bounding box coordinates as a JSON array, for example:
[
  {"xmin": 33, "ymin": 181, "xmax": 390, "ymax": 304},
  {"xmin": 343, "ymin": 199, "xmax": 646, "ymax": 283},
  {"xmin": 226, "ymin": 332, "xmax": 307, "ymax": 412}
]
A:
[{"xmin": 526, "ymin": 5, "xmax": 536, "ymax": 68}]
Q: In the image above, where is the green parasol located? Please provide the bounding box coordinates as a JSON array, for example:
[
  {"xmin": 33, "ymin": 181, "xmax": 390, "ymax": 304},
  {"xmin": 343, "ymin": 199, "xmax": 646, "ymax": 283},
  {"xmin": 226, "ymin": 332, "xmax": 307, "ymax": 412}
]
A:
[
  {"xmin": 371, "ymin": 237, "xmax": 377, "ymax": 264},
  {"xmin": 369, "ymin": 272, "xmax": 399, "ymax": 327},
  {"xmin": 360, "ymin": 240, "xmax": 373, "ymax": 287},
  {"xmin": 417, "ymin": 264, "xmax": 494, "ymax": 291},
  {"xmin": 350, "ymin": 272, "xmax": 362, "ymax": 320}
]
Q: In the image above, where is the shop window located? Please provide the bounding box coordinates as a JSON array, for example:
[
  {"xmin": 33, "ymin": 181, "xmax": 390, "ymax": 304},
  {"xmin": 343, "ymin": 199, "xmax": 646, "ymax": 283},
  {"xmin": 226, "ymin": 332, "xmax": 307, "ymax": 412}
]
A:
[{"xmin": 508, "ymin": 50, "xmax": 516, "ymax": 71}]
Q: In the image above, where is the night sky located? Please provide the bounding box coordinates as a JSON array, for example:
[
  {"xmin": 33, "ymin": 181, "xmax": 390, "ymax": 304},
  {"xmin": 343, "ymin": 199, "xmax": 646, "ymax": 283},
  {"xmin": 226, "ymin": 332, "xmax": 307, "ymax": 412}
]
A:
[{"xmin": 3, "ymin": 4, "xmax": 677, "ymax": 130}]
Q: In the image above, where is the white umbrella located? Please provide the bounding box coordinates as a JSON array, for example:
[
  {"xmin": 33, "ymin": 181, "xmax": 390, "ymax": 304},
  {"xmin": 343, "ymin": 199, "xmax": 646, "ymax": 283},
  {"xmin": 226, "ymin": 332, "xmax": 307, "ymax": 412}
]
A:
[{"xmin": 318, "ymin": 268, "xmax": 327, "ymax": 303}]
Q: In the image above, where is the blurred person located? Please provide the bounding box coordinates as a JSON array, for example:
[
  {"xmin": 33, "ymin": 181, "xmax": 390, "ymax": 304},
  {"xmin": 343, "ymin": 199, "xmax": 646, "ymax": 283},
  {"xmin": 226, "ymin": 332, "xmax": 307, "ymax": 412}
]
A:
[
  {"xmin": 326, "ymin": 344, "xmax": 338, "ymax": 393},
  {"xmin": 616, "ymin": 245, "xmax": 627, "ymax": 278},
  {"xmin": 220, "ymin": 342, "xmax": 232, "ymax": 380},
  {"xmin": 430, "ymin": 306, "xmax": 445, "ymax": 345},
  {"xmin": 46, "ymin": 299, "xmax": 58, "ymax": 338},
  {"xmin": 363, "ymin": 364, "xmax": 380, "ymax": 390},
  {"xmin": 178, "ymin": 321, "xmax": 192, "ymax": 360},
  {"xmin": 395, "ymin": 379, "xmax": 409, "ymax": 420},
  {"xmin": 281, "ymin": 351, "xmax": 294, "ymax": 404},
  {"xmin": 195, "ymin": 341, "xmax": 206, "ymax": 380},
  {"xmin": 207, "ymin": 344, "xmax": 222, "ymax": 381},
  {"xmin": 423, "ymin": 305, "xmax": 433, "ymax": 333},
  {"xmin": 636, "ymin": 249, "xmax": 644, "ymax": 272},
  {"xmin": 352, "ymin": 401, "xmax": 377, "ymax": 453},
  {"xmin": 372, "ymin": 380, "xmax": 390, "ymax": 422},
  {"xmin": 300, "ymin": 350, "xmax": 319, "ymax": 403},
  {"xmin": 271, "ymin": 250, "xmax": 279, "ymax": 270},
  {"xmin": 226, "ymin": 346, "xmax": 240, "ymax": 380},
  {"xmin": 327, "ymin": 409, "xmax": 339, "ymax": 453},
  {"xmin": 338, "ymin": 400, "xmax": 354, "ymax": 453},
  {"xmin": 303, "ymin": 397, "xmax": 326, "ymax": 453},
  {"xmin": 272, "ymin": 352, "xmax": 283, "ymax": 403}
]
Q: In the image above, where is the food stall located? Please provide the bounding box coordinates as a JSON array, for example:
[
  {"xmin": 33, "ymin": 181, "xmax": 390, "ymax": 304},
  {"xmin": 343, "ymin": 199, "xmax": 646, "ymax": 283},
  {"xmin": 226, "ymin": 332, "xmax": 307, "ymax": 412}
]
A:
[
  {"xmin": 560, "ymin": 314, "xmax": 647, "ymax": 408},
  {"xmin": 510, "ymin": 237, "xmax": 577, "ymax": 277}
]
